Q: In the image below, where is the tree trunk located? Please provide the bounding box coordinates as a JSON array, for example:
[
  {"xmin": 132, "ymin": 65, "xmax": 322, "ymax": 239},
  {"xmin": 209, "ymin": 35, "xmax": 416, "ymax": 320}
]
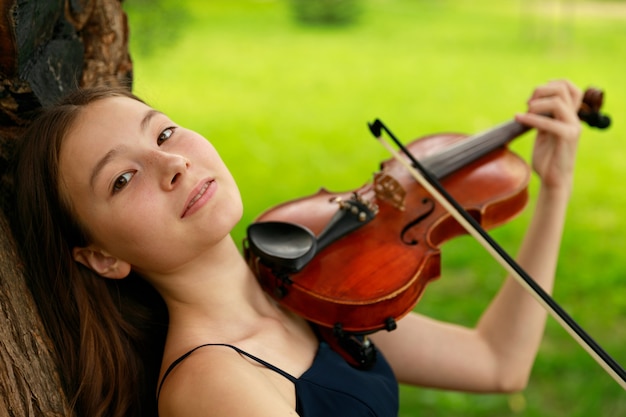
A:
[{"xmin": 0, "ymin": 0, "xmax": 133, "ymax": 414}]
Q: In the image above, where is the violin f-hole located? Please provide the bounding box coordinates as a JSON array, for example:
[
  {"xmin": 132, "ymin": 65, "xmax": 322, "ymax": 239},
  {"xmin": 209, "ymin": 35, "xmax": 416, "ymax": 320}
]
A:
[{"xmin": 400, "ymin": 197, "xmax": 435, "ymax": 245}]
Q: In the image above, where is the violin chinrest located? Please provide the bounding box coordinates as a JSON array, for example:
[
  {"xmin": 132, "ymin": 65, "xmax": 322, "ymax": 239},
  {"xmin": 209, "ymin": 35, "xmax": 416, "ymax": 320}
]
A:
[{"xmin": 246, "ymin": 221, "xmax": 317, "ymax": 273}]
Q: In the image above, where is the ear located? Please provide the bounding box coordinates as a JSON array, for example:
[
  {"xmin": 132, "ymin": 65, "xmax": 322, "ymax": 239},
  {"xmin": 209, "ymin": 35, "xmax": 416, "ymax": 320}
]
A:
[{"xmin": 72, "ymin": 245, "xmax": 131, "ymax": 279}]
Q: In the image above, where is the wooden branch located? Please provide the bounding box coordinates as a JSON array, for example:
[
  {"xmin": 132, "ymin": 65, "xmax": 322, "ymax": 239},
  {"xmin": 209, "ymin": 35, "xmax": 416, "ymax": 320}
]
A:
[
  {"xmin": 0, "ymin": 212, "xmax": 71, "ymax": 416},
  {"xmin": 0, "ymin": 0, "xmax": 133, "ymax": 414}
]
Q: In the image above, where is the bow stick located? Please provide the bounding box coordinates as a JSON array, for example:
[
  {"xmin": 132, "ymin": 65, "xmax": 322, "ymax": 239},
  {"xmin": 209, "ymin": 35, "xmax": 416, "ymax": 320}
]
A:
[{"xmin": 369, "ymin": 118, "xmax": 626, "ymax": 390}]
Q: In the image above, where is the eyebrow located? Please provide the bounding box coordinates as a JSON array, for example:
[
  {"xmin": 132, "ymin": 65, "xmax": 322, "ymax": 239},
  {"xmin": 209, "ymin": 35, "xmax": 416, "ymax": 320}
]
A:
[
  {"xmin": 140, "ymin": 109, "xmax": 163, "ymax": 132},
  {"xmin": 90, "ymin": 147, "xmax": 121, "ymax": 190},
  {"xmin": 89, "ymin": 109, "xmax": 162, "ymax": 190}
]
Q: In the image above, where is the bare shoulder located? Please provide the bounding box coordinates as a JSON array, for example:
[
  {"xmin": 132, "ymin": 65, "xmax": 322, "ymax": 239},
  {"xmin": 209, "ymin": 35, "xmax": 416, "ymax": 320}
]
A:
[{"xmin": 158, "ymin": 345, "xmax": 298, "ymax": 417}]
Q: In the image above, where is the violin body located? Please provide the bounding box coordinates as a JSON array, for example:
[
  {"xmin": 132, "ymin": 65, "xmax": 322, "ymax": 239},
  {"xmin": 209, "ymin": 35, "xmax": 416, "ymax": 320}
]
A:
[
  {"xmin": 245, "ymin": 132, "xmax": 530, "ymax": 333},
  {"xmin": 244, "ymin": 88, "xmax": 626, "ymax": 381}
]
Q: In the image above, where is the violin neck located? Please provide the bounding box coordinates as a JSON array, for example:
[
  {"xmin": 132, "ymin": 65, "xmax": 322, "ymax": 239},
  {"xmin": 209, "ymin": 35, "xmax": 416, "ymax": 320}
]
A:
[{"xmin": 422, "ymin": 120, "xmax": 530, "ymax": 179}]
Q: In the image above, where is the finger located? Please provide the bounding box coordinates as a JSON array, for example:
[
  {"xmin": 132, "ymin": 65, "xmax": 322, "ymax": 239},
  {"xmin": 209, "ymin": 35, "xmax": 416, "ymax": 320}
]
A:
[
  {"xmin": 558, "ymin": 79, "xmax": 583, "ymax": 108},
  {"xmin": 528, "ymin": 82, "xmax": 568, "ymax": 104},
  {"xmin": 515, "ymin": 113, "xmax": 581, "ymax": 142},
  {"xmin": 514, "ymin": 112, "xmax": 577, "ymax": 139},
  {"xmin": 528, "ymin": 80, "xmax": 582, "ymax": 110},
  {"xmin": 526, "ymin": 95, "xmax": 580, "ymax": 124}
]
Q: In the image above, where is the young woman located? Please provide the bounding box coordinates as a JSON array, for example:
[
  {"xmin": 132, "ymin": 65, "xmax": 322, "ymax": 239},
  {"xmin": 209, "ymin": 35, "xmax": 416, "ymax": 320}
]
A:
[{"xmin": 12, "ymin": 80, "xmax": 583, "ymax": 417}]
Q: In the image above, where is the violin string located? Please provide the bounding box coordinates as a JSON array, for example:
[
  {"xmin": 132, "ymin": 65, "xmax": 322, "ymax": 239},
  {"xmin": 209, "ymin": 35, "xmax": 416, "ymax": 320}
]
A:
[
  {"xmin": 423, "ymin": 121, "xmax": 526, "ymax": 178},
  {"xmin": 423, "ymin": 121, "xmax": 529, "ymax": 179},
  {"xmin": 422, "ymin": 87, "xmax": 610, "ymax": 179}
]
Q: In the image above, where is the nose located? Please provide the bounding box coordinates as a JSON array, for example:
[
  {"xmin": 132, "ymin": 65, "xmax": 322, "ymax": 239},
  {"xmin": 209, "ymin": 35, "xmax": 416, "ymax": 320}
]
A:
[{"xmin": 150, "ymin": 150, "xmax": 189, "ymax": 190}]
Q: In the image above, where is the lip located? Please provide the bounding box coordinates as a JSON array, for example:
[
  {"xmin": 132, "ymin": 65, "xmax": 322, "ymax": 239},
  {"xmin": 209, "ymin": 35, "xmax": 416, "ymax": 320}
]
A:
[{"xmin": 181, "ymin": 178, "xmax": 216, "ymax": 218}]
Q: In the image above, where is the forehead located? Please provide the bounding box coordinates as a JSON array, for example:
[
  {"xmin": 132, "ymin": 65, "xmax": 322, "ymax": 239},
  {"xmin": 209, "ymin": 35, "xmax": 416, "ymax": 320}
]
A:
[
  {"xmin": 59, "ymin": 96, "xmax": 153, "ymax": 185},
  {"xmin": 63, "ymin": 96, "xmax": 152, "ymax": 153},
  {"xmin": 71, "ymin": 96, "xmax": 151, "ymax": 134}
]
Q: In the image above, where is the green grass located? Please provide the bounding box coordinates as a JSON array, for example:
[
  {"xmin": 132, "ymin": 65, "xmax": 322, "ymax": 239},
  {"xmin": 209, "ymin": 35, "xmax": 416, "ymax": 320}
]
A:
[{"xmin": 125, "ymin": 1, "xmax": 626, "ymax": 415}]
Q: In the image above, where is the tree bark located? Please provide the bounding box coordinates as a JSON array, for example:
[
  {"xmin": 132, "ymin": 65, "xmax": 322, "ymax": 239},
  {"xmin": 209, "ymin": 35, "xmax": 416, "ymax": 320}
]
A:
[{"xmin": 0, "ymin": 0, "xmax": 132, "ymax": 414}]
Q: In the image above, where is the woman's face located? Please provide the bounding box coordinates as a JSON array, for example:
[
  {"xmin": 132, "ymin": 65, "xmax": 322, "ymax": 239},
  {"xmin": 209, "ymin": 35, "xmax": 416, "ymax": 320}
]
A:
[{"xmin": 59, "ymin": 96, "xmax": 243, "ymax": 277}]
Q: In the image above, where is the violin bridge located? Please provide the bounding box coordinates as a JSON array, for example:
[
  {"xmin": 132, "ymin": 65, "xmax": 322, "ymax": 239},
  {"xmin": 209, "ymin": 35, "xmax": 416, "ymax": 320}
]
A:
[{"xmin": 373, "ymin": 172, "xmax": 406, "ymax": 211}]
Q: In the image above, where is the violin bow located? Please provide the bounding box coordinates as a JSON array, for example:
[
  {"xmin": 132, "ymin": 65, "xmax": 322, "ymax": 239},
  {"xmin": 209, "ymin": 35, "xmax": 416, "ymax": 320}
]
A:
[{"xmin": 368, "ymin": 118, "xmax": 626, "ymax": 390}]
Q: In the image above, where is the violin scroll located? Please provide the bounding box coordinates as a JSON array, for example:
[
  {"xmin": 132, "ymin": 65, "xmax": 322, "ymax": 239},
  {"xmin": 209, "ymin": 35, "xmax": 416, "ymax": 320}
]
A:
[{"xmin": 579, "ymin": 87, "xmax": 611, "ymax": 129}]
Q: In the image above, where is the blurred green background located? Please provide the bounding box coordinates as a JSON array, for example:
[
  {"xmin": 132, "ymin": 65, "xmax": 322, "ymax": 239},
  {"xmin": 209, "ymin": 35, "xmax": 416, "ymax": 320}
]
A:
[{"xmin": 123, "ymin": 0, "xmax": 625, "ymax": 415}]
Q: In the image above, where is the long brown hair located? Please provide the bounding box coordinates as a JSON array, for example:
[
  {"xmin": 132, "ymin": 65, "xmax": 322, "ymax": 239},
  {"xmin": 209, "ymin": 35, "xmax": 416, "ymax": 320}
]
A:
[{"xmin": 11, "ymin": 86, "xmax": 168, "ymax": 417}]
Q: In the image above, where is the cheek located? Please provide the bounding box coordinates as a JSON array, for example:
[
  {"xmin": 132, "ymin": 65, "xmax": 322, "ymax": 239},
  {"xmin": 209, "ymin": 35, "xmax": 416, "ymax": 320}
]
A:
[
  {"xmin": 88, "ymin": 211, "xmax": 146, "ymax": 252},
  {"xmin": 185, "ymin": 132, "xmax": 221, "ymax": 163},
  {"xmin": 86, "ymin": 192, "xmax": 163, "ymax": 251},
  {"xmin": 89, "ymin": 213, "xmax": 176, "ymax": 272}
]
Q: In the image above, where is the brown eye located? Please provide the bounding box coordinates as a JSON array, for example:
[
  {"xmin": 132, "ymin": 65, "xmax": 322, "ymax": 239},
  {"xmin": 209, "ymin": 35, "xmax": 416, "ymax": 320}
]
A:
[
  {"xmin": 112, "ymin": 172, "xmax": 134, "ymax": 193},
  {"xmin": 157, "ymin": 127, "xmax": 176, "ymax": 145}
]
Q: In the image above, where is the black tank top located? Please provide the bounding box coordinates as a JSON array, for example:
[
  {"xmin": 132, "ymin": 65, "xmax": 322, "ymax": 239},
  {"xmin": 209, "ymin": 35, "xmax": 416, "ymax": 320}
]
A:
[{"xmin": 157, "ymin": 341, "xmax": 399, "ymax": 417}]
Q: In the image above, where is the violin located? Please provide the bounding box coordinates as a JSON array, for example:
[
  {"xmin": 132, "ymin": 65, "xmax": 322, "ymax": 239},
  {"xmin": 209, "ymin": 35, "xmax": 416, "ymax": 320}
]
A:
[{"xmin": 243, "ymin": 88, "xmax": 626, "ymax": 387}]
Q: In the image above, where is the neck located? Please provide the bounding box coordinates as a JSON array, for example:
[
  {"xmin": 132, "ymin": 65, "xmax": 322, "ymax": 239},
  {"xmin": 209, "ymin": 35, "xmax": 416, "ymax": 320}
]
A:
[{"xmin": 149, "ymin": 235, "xmax": 279, "ymax": 341}]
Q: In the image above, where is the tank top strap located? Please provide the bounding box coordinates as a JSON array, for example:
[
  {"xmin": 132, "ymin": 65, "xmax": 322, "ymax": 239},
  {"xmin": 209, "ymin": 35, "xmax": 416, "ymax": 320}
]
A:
[{"xmin": 157, "ymin": 343, "xmax": 296, "ymax": 401}]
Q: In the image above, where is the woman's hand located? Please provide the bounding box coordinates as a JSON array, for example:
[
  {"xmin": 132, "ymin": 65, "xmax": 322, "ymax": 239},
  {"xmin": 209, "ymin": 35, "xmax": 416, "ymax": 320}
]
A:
[{"xmin": 515, "ymin": 80, "xmax": 583, "ymax": 195}]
